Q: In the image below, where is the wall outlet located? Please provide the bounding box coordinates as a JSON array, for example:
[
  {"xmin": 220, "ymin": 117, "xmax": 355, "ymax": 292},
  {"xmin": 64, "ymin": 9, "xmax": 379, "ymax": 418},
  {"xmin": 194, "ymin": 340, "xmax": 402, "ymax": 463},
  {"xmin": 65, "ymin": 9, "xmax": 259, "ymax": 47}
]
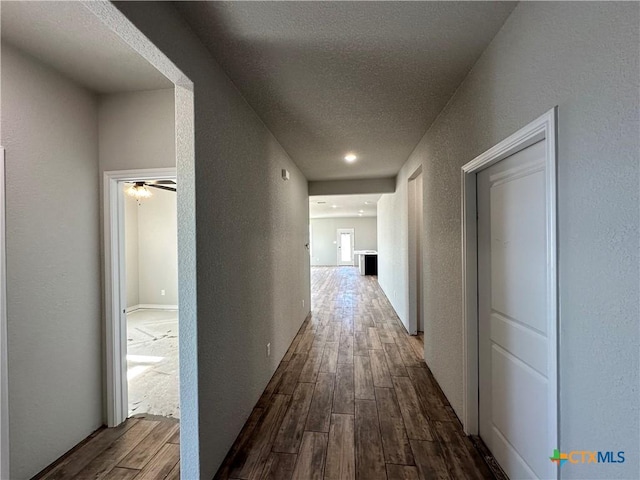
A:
[
  {"xmin": 161, "ymin": 289, "xmax": 166, "ymax": 296},
  {"xmin": 266, "ymin": 343, "xmax": 271, "ymax": 358}
]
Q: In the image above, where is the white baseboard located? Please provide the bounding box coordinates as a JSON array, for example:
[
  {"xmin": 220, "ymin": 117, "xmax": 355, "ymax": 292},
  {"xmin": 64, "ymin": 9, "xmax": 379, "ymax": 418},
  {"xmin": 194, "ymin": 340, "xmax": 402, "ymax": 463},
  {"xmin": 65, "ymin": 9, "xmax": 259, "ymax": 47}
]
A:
[{"xmin": 126, "ymin": 304, "xmax": 179, "ymax": 313}]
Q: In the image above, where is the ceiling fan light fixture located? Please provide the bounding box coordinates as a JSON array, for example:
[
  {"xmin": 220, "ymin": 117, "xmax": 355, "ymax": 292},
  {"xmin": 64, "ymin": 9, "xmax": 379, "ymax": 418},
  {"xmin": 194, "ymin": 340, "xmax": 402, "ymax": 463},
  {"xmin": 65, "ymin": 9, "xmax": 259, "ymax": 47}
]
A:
[{"xmin": 127, "ymin": 182, "xmax": 152, "ymax": 199}]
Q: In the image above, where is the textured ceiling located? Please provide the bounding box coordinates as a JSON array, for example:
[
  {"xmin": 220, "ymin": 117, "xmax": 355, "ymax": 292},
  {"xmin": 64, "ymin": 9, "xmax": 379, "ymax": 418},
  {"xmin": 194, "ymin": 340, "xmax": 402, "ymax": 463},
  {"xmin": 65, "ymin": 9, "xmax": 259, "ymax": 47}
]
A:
[
  {"xmin": 176, "ymin": 1, "xmax": 516, "ymax": 181},
  {"xmin": 310, "ymin": 194, "xmax": 380, "ymax": 219},
  {"xmin": 1, "ymin": 1, "xmax": 172, "ymax": 93}
]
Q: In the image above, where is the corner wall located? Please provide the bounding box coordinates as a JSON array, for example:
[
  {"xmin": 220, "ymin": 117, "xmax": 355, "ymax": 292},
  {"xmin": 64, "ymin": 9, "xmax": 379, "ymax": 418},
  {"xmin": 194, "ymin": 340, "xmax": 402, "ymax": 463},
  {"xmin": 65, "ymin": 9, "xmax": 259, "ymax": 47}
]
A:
[
  {"xmin": 377, "ymin": 3, "xmax": 639, "ymax": 478},
  {"xmin": 378, "ymin": 158, "xmax": 421, "ymax": 330},
  {"xmin": 113, "ymin": 3, "xmax": 311, "ymax": 478},
  {"xmin": 1, "ymin": 44, "xmax": 103, "ymax": 479}
]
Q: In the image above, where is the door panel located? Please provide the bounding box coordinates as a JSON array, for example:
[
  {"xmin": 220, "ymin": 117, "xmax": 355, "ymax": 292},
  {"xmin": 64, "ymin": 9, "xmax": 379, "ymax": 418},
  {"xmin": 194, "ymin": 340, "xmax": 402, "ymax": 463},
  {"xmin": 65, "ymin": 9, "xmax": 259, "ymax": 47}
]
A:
[
  {"xmin": 489, "ymin": 165, "xmax": 546, "ymax": 334},
  {"xmin": 337, "ymin": 228, "xmax": 354, "ymax": 266},
  {"xmin": 478, "ymin": 140, "xmax": 548, "ymax": 479}
]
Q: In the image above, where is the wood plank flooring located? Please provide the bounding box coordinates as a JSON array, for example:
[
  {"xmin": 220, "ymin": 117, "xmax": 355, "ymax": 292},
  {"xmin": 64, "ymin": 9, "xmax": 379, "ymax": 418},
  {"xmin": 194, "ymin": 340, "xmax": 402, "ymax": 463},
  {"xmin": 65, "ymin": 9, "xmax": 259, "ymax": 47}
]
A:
[
  {"xmin": 216, "ymin": 267, "xmax": 494, "ymax": 480},
  {"xmin": 38, "ymin": 267, "xmax": 493, "ymax": 480},
  {"xmin": 33, "ymin": 416, "xmax": 179, "ymax": 480}
]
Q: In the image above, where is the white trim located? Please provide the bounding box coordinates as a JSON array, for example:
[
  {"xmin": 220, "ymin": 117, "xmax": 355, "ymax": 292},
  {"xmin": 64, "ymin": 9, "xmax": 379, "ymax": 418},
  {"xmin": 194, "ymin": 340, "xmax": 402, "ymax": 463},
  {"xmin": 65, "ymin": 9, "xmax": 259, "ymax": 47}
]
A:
[
  {"xmin": 104, "ymin": 168, "xmax": 177, "ymax": 427},
  {"xmin": 126, "ymin": 304, "xmax": 179, "ymax": 313},
  {"xmin": 461, "ymin": 108, "xmax": 558, "ymax": 479},
  {"xmin": 0, "ymin": 148, "xmax": 9, "ymax": 479}
]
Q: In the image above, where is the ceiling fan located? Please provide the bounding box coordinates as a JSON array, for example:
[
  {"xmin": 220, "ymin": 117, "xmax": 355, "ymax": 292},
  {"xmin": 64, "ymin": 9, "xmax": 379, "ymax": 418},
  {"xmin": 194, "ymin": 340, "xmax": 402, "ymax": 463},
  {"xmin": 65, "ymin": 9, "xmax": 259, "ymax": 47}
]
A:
[{"xmin": 126, "ymin": 180, "xmax": 176, "ymax": 200}]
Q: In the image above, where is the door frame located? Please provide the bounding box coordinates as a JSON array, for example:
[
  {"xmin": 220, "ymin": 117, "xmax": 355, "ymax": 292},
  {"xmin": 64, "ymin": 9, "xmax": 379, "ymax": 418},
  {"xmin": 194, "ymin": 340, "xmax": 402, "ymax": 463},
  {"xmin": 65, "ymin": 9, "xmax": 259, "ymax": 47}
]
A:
[
  {"xmin": 103, "ymin": 167, "xmax": 177, "ymax": 427},
  {"xmin": 407, "ymin": 166, "xmax": 423, "ymax": 336},
  {"xmin": 460, "ymin": 108, "xmax": 558, "ymax": 476},
  {"xmin": 0, "ymin": 148, "xmax": 9, "ymax": 479},
  {"xmin": 336, "ymin": 228, "xmax": 355, "ymax": 266}
]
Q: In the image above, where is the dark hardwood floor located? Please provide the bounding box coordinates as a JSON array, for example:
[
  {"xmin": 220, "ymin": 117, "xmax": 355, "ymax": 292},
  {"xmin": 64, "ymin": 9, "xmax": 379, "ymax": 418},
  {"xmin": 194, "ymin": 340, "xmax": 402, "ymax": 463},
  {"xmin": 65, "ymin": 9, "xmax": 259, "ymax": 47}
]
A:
[
  {"xmin": 215, "ymin": 267, "xmax": 493, "ymax": 480},
  {"xmin": 37, "ymin": 267, "xmax": 492, "ymax": 480},
  {"xmin": 33, "ymin": 416, "xmax": 179, "ymax": 480}
]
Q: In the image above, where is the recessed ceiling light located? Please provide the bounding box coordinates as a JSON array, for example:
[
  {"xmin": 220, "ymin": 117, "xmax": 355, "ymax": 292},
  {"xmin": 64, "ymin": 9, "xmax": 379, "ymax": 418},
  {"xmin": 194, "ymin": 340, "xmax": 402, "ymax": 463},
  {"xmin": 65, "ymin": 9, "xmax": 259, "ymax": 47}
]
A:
[
  {"xmin": 364, "ymin": 201, "xmax": 372, "ymax": 205},
  {"xmin": 332, "ymin": 205, "xmax": 338, "ymax": 208},
  {"xmin": 358, "ymin": 213, "xmax": 363, "ymax": 217},
  {"xmin": 344, "ymin": 154, "xmax": 357, "ymax": 163},
  {"xmin": 358, "ymin": 209, "xmax": 364, "ymax": 213}
]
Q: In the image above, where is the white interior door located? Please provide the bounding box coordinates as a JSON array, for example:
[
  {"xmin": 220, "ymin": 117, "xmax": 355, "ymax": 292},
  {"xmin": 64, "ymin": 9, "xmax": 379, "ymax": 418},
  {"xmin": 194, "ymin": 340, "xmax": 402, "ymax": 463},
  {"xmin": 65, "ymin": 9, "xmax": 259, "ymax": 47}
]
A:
[
  {"xmin": 337, "ymin": 228, "xmax": 355, "ymax": 266},
  {"xmin": 477, "ymin": 140, "xmax": 551, "ymax": 479}
]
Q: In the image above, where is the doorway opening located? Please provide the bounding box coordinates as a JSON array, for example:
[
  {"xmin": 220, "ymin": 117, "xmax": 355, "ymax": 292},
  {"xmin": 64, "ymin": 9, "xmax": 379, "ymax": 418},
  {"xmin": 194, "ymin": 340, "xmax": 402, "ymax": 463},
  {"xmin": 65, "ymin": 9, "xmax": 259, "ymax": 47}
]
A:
[
  {"xmin": 337, "ymin": 228, "xmax": 355, "ymax": 266},
  {"xmin": 104, "ymin": 168, "xmax": 179, "ymax": 425},
  {"xmin": 408, "ymin": 166, "xmax": 424, "ymax": 337},
  {"xmin": 123, "ymin": 177, "xmax": 179, "ymax": 419},
  {"xmin": 461, "ymin": 108, "xmax": 558, "ymax": 479},
  {"xmin": 308, "ymin": 194, "xmax": 380, "ymax": 271},
  {"xmin": 308, "ymin": 194, "xmax": 380, "ymax": 313}
]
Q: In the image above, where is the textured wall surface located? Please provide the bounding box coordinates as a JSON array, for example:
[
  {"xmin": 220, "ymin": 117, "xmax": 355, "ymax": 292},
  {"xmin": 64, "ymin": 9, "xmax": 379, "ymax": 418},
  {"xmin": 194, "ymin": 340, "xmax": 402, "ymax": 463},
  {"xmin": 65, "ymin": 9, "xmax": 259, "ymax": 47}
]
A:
[
  {"xmin": 1, "ymin": 44, "xmax": 102, "ymax": 479},
  {"xmin": 378, "ymin": 155, "xmax": 421, "ymax": 331},
  {"xmin": 378, "ymin": 3, "xmax": 639, "ymax": 478},
  {"xmin": 98, "ymin": 89, "xmax": 176, "ymax": 173},
  {"xmin": 308, "ymin": 178, "xmax": 396, "ymax": 196},
  {"xmin": 310, "ymin": 217, "xmax": 377, "ymax": 266},
  {"xmin": 113, "ymin": 3, "xmax": 311, "ymax": 478}
]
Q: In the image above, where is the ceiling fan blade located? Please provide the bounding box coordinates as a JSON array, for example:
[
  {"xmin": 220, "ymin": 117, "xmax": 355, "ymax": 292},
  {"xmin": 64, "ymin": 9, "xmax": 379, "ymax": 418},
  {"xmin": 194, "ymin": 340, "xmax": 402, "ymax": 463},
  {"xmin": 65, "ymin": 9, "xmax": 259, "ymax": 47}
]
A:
[
  {"xmin": 148, "ymin": 184, "xmax": 177, "ymax": 192},
  {"xmin": 149, "ymin": 180, "xmax": 176, "ymax": 185}
]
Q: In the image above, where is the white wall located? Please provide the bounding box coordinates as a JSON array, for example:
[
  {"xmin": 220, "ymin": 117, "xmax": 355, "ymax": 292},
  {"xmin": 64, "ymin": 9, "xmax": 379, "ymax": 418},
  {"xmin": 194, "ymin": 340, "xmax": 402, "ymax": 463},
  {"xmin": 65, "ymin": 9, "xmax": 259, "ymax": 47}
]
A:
[
  {"xmin": 378, "ymin": 3, "xmax": 639, "ymax": 478},
  {"xmin": 113, "ymin": 3, "xmax": 311, "ymax": 478},
  {"xmin": 98, "ymin": 89, "xmax": 176, "ymax": 173},
  {"xmin": 125, "ymin": 185, "xmax": 178, "ymax": 308},
  {"xmin": 378, "ymin": 158, "xmax": 421, "ymax": 329},
  {"xmin": 137, "ymin": 186, "xmax": 178, "ymax": 306},
  {"xmin": 1, "ymin": 44, "xmax": 103, "ymax": 479},
  {"xmin": 310, "ymin": 217, "xmax": 377, "ymax": 266}
]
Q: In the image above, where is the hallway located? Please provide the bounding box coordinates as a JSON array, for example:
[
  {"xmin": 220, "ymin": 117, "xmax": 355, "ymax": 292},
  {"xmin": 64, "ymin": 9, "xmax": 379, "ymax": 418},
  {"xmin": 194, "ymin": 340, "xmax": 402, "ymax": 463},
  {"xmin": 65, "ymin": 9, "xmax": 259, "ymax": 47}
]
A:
[
  {"xmin": 215, "ymin": 267, "xmax": 493, "ymax": 479},
  {"xmin": 33, "ymin": 267, "xmax": 493, "ymax": 480}
]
